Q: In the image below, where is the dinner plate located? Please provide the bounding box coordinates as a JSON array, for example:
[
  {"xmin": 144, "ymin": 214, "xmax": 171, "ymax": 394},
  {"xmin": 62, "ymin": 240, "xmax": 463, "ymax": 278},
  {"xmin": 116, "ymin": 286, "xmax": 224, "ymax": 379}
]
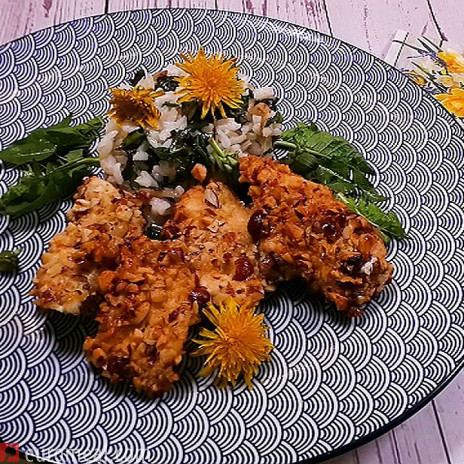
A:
[{"xmin": 1, "ymin": 9, "xmax": 464, "ymax": 464}]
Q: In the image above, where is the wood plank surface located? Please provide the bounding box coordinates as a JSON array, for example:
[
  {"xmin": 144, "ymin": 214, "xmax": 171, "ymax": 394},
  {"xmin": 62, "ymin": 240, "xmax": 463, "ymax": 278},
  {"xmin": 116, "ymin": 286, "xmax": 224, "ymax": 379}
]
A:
[
  {"xmin": 1, "ymin": 1, "xmax": 464, "ymax": 464},
  {"xmin": 0, "ymin": 0, "xmax": 104, "ymax": 45},
  {"xmin": 427, "ymin": 0, "xmax": 464, "ymax": 47},
  {"xmin": 325, "ymin": 0, "xmax": 439, "ymax": 58}
]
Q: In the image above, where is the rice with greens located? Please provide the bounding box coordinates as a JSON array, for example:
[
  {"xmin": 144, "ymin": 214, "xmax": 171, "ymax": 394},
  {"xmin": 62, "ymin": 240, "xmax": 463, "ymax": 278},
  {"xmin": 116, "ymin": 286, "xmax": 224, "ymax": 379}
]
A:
[
  {"xmin": 99, "ymin": 61, "xmax": 282, "ymax": 221},
  {"xmin": 0, "ymin": 48, "xmax": 404, "ymax": 243}
]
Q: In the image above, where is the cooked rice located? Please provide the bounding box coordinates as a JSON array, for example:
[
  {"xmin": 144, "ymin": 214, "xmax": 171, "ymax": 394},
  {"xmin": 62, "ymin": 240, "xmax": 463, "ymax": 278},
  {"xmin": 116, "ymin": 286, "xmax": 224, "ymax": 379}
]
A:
[{"xmin": 98, "ymin": 66, "xmax": 282, "ymax": 223}]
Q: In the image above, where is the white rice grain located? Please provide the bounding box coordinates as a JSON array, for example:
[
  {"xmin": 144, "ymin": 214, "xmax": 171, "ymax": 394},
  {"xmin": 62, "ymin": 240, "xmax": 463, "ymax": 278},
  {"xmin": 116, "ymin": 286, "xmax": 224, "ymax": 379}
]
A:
[
  {"xmin": 150, "ymin": 197, "xmax": 172, "ymax": 216},
  {"xmin": 133, "ymin": 142, "xmax": 150, "ymax": 161},
  {"xmin": 166, "ymin": 64, "xmax": 185, "ymax": 77},
  {"xmin": 135, "ymin": 171, "xmax": 158, "ymax": 188},
  {"xmin": 137, "ymin": 73, "xmax": 155, "ymax": 89},
  {"xmin": 253, "ymin": 87, "xmax": 274, "ymax": 100}
]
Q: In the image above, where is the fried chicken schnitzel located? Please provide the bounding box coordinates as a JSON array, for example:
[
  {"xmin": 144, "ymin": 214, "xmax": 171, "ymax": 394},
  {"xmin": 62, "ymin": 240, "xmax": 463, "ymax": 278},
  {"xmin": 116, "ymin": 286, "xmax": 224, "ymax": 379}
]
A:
[
  {"xmin": 32, "ymin": 177, "xmax": 145, "ymax": 315},
  {"xmin": 162, "ymin": 181, "xmax": 266, "ymax": 307},
  {"xmin": 34, "ymin": 159, "xmax": 393, "ymax": 394},
  {"xmin": 83, "ymin": 237, "xmax": 200, "ymax": 394},
  {"xmin": 83, "ymin": 182, "xmax": 264, "ymax": 395},
  {"xmin": 239, "ymin": 155, "xmax": 393, "ymax": 316}
]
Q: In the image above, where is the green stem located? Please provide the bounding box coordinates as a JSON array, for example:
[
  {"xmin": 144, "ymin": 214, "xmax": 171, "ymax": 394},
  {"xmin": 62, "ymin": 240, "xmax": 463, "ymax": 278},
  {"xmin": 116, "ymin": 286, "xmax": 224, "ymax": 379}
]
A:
[
  {"xmin": 274, "ymin": 140, "xmax": 297, "ymax": 151},
  {"xmin": 52, "ymin": 157, "xmax": 100, "ymax": 173},
  {"xmin": 208, "ymin": 138, "xmax": 225, "ymax": 159}
]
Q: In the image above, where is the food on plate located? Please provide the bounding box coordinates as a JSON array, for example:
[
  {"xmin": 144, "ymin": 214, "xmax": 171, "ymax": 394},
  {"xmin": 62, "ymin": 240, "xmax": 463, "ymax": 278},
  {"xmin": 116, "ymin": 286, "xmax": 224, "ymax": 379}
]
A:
[
  {"xmin": 162, "ymin": 181, "xmax": 267, "ymax": 307},
  {"xmin": 239, "ymin": 156, "xmax": 393, "ymax": 317},
  {"xmin": 84, "ymin": 181, "xmax": 266, "ymax": 394},
  {"xmin": 0, "ymin": 47, "xmax": 405, "ymax": 392},
  {"xmin": 32, "ymin": 177, "xmax": 145, "ymax": 315},
  {"xmin": 98, "ymin": 48, "xmax": 282, "ymax": 220},
  {"xmin": 0, "ymin": 250, "xmax": 20, "ymax": 272},
  {"xmin": 84, "ymin": 237, "xmax": 200, "ymax": 395},
  {"xmin": 0, "ymin": 116, "xmax": 103, "ymax": 217}
]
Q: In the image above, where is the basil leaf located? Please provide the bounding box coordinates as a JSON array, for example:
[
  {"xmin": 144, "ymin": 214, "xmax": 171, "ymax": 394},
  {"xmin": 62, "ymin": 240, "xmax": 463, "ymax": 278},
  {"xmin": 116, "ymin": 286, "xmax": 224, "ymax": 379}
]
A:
[{"xmin": 0, "ymin": 250, "xmax": 20, "ymax": 272}]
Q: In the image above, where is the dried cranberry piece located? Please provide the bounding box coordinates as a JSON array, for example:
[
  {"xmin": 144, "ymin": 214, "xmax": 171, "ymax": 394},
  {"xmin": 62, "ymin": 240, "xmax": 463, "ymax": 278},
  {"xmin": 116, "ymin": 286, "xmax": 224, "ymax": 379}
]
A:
[
  {"xmin": 248, "ymin": 210, "xmax": 265, "ymax": 242},
  {"xmin": 233, "ymin": 257, "xmax": 254, "ymax": 281},
  {"xmin": 188, "ymin": 287, "xmax": 211, "ymax": 307}
]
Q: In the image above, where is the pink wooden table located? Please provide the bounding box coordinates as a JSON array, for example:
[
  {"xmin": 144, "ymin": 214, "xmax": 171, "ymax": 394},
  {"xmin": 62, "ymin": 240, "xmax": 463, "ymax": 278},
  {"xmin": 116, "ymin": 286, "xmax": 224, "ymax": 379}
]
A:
[{"xmin": 1, "ymin": 1, "xmax": 463, "ymax": 463}]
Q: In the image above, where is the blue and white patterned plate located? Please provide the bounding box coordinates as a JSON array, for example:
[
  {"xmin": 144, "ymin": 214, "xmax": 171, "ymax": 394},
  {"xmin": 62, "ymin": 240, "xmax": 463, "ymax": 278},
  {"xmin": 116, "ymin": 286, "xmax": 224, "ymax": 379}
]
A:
[{"xmin": 1, "ymin": 9, "xmax": 464, "ymax": 464}]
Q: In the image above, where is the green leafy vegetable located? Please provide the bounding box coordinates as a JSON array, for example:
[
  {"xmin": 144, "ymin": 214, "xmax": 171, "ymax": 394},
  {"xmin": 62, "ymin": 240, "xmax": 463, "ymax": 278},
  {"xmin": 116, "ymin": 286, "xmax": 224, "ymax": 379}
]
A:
[
  {"xmin": 156, "ymin": 76, "xmax": 178, "ymax": 92},
  {"xmin": 208, "ymin": 138, "xmax": 239, "ymax": 174},
  {"xmin": 0, "ymin": 250, "xmax": 20, "ymax": 272},
  {"xmin": 0, "ymin": 116, "xmax": 104, "ymax": 217},
  {"xmin": 275, "ymin": 122, "xmax": 386, "ymax": 202},
  {"xmin": 0, "ymin": 116, "xmax": 103, "ymax": 166},
  {"xmin": 275, "ymin": 122, "xmax": 405, "ymax": 242},
  {"xmin": 268, "ymin": 112, "xmax": 284, "ymax": 125},
  {"xmin": 130, "ymin": 69, "xmax": 146, "ymax": 87},
  {"xmin": 0, "ymin": 153, "xmax": 99, "ymax": 217},
  {"xmin": 337, "ymin": 194, "xmax": 406, "ymax": 243}
]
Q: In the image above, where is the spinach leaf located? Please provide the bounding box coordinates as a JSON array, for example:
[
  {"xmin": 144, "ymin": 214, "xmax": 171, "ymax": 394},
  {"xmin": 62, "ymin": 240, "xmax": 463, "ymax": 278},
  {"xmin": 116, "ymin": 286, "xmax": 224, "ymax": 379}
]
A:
[
  {"xmin": 0, "ymin": 250, "xmax": 20, "ymax": 272},
  {"xmin": 0, "ymin": 116, "xmax": 103, "ymax": 166},
  {"xmin": 0, "ymin": 115, "xmax": 103, "ymax": 217}
]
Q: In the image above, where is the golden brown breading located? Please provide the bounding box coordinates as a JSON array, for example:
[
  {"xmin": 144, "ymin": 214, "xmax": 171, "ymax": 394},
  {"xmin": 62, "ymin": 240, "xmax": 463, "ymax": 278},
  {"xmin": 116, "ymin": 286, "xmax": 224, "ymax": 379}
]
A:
[
  {"xmin": 83, "ymin": 237, "xmax": 200, "ymax": 395},
  {"xmin": 32, "ymin": 177, "xmax": 145, "ymax": 315},
  {"xmin": 239, "ymin": 156, "xmax": 393, "ymax": 316},
  {"xmin": 162, "ymin": 182, "xmax": 267, "ymax": 307},
  {"xmin": 84, "ymin": 182, "xmax": 265, "ymax": 395}
]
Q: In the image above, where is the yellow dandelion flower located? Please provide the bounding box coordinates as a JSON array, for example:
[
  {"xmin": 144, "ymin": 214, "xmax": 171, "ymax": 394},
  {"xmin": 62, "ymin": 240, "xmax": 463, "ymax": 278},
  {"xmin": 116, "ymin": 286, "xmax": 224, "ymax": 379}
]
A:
[
  {"xmin": 176, "ymin": 48, "xmax": 244, "ymax": 119},
  {"xmin": 436, "ymin": 88, "xmax": 464, "ymax": 117},
  {"xmin": 107, "ymin": 87, "xmax": 164, "ymax": 129},
  {"xmin": 404, "ymin": 70, "xmax": 427, "ymax": 86},
  {"xmin": 193, "ymin": 299, "xmax": 273, "ymax": 389},
  {"xmin": 438, "ymin": 49, "xmax": 464, "ymax": 74}
]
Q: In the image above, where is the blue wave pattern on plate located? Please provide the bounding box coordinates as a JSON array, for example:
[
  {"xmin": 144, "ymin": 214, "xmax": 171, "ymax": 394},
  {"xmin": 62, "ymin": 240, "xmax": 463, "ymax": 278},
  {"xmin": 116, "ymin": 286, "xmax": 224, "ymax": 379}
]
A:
[{"xmin": 1, "ymin": 9, "xmax": 464, "ymax": 464}]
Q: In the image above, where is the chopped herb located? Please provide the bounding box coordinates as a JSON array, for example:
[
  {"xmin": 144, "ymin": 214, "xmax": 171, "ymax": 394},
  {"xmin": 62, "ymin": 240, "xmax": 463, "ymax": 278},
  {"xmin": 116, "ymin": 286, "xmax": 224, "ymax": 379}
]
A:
[
  {"xmin": 209, "ymin": 138, "xmax": 239, "ymax": 174},
  {"xmin": 163, "ymin": 102, "xmax": 179, "ymax": 108},
  {"xmin": 268, "ymin": 111, "xmax": 284, "ymax": 125},
  {"xmin": 226, "ymin": 91, "xmax": 251, "ymax": 124},
  {"xmin": 130, "ymin": 69, "xmax": 146, "ymax": 87},
  {"xmin": 146, "ymin": 222, "xmax": 163, "ymax": 240},
  {"xmin": 123, "ymin": 129, "xmax": 146, "ymax": 151},
  {"xmin": 0, "ymin": 250, "xmax": 20, "ymax": 272},
  {"xmin": 156, "ymin": 75, "xmax": 179, "ymax": 92}
]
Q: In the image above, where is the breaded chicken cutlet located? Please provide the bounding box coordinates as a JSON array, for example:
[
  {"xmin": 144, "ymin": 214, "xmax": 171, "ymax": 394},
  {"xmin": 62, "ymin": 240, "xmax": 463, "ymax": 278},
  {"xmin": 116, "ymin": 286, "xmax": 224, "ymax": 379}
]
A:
[
  {"xmin": 83, "ymin": 182, "xmax": 265, "ymax": 395},
  {"xmin": 83, "ymin": 237, "xmax": 200, "ymax": 394},
  {"xmin": 162, "ymin": 182, "xmax": 267, "ymax": 307},
  {"xmin": 239, "ymin": 155, "xmax": 393, "ymax": 316},
  {"xmin": 32, "ymin": 177, "xmax": 145, "ymax": 315},
  {"xmin": 34, "ymin": 161, "xmax": 393, "ymax": 394}
]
